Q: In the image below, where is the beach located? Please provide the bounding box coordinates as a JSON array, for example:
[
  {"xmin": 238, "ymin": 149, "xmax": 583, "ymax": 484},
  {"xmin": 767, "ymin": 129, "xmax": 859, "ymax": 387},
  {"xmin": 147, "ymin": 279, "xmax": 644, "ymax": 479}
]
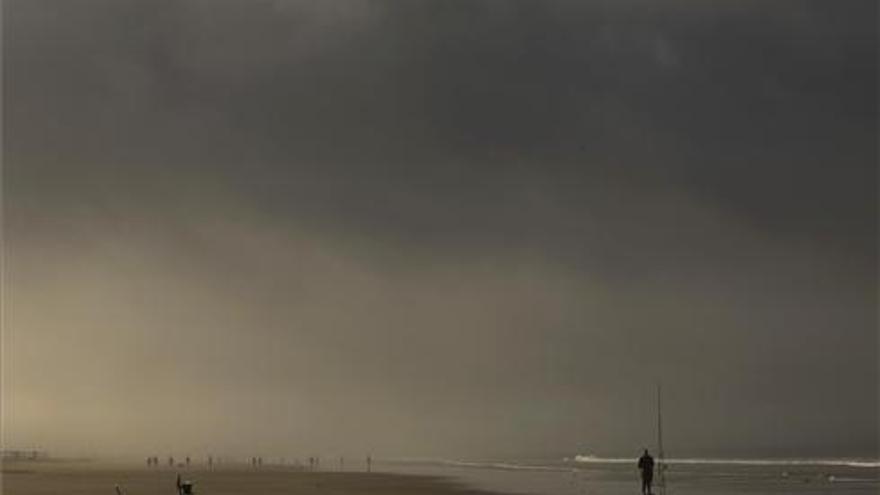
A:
[
  {"xmin": 0, "ymin": 461, "xmax": 497, "ymax": 495},
  {"xmin": 385, "ymin": 458, "xmax": 880, "ymax": 495},
  {"xmin": 5, "ymin": 457, "xmax": 879, "ymax": 495}
]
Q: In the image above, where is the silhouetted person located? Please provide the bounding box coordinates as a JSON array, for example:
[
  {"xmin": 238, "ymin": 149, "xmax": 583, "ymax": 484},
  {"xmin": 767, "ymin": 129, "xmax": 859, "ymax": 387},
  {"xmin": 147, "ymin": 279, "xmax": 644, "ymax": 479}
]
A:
[
  {"xmin": 257, "ymin": 457, "xmax": 262, "ymax": 467},
  {"xmin": 176, "ymin": 474, "xmax": 194, "ymax": 495},
  {"xmin": 185, "ymin": 456, "xmax": 191, "ymax": 468},
  {"xmin": 638, "ymin": 449, "xmax": 655, "ymax": 495},
  {"xmin": 366, "ymin": 454, "xmax": 372, "ymax": 473},
  {"xmin": 169, "ymin": 456, "xmax": 175, "ymax": 468}
]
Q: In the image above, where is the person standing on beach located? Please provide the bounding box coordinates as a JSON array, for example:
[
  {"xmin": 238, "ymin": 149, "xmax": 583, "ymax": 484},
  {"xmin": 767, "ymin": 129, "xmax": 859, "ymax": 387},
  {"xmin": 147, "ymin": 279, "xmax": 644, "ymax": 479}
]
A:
[{"xmin": 638, "ymin": 449, "xmax": 655, "ymax": 495}]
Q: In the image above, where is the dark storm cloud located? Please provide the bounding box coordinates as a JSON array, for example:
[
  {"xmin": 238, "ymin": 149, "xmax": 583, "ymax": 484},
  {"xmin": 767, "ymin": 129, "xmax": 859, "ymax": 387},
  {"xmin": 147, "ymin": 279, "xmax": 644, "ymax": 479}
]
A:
[
  {"xmin": 8, "ymin": 1, "xmax": 875, "ymax": 250},
  {"xmin": 3, "ymin": 0, "xmax": 877, "ymax": 459}
]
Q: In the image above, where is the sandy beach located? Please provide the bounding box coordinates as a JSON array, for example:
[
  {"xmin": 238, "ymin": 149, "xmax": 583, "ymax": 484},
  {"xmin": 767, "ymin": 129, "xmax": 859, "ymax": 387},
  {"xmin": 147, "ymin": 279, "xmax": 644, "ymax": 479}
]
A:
[
  {"xmin": 5, "ymin": 458, "xmax": 880, "ymax": 495},
  {"xmin": 1, "ymin": 461, "xmax": 498, "ymax": 495}
]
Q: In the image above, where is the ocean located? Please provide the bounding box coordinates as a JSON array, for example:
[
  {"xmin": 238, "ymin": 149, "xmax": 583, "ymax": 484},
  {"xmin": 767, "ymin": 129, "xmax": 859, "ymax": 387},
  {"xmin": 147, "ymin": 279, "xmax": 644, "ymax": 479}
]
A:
[{"xmin": 379, "ymin": 456, "xmax": 880, "ymax": 495}]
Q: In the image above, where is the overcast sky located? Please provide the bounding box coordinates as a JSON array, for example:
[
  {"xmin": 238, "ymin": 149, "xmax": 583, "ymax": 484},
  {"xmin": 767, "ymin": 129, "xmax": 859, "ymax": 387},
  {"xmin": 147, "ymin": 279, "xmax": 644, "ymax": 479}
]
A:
[{"xmin": 3, "ymin": 0, "xmax": 877, "ymax": 460}]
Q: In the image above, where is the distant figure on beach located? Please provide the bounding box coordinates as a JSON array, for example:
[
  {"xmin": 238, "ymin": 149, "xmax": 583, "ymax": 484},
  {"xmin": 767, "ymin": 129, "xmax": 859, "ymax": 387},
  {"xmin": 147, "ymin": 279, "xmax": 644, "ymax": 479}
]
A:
[
  {"xmin": 638, "ymin": 449, "xmax": 655, "ymax": 495},
  {"xmin": 169, "ymin": 456, "xmax": 175, "ymax": 468},
  {"xmin": 366, "ymin": 454, "xmax": 372, "ymax": 473},
  {"xmin": 185, "ymin": 456, "xmax": 191, "ymax": 468},
  {"xmin": 176, "ymin": 474, "xmax": 194, "ymax": 495}
]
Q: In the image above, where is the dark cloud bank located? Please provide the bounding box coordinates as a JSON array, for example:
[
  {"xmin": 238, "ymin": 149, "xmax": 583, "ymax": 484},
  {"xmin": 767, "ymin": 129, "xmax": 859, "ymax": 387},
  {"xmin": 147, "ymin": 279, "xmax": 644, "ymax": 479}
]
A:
[{"xmin": 3, "ymin": 1, "xmax": 877, "ymax": 460}]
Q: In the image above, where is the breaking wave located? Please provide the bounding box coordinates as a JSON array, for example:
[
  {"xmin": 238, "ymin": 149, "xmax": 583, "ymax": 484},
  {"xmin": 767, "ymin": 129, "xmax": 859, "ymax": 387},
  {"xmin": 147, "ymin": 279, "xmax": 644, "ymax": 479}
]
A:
[
  {"xmin": 439, "ymin": 459, "xmax": 570, "ymax": 472},
  {"xmin": 571, "ymin": 455, "xmax": 880, "ymax": 468}
]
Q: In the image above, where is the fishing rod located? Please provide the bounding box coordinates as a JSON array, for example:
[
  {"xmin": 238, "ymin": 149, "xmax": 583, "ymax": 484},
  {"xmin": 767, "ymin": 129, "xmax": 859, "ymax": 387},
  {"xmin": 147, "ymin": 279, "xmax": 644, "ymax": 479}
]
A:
[{"xmin": 657, "ymin": 384, "xmax": 667, "ymax": 495}]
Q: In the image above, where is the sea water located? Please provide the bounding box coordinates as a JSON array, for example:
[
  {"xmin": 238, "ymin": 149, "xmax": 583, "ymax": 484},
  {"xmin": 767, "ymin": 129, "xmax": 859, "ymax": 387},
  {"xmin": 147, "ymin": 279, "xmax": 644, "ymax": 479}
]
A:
[{"xmin": 380, "ymin": 457, "xmax": 880, "ymax": 495}]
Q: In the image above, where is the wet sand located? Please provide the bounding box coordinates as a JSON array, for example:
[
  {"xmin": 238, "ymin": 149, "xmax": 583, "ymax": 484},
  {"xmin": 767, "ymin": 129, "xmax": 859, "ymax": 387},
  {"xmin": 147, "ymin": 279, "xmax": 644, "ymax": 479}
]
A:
[{"xmin": 1, "ymin": 461, "xmax": 500, "ymax": 495}]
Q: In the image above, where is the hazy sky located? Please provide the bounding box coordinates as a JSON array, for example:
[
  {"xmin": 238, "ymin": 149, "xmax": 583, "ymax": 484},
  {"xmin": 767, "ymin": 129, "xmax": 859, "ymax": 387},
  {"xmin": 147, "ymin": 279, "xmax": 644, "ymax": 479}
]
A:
[{"xmin": 3, "ymin": 0, "xmax": 877, "ymax": 460}]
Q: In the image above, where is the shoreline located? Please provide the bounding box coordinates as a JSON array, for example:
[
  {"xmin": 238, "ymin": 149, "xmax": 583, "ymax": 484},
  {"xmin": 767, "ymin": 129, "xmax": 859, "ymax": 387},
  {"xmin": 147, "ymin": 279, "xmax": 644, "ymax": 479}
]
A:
[{"xmin": 1, "ymin": 461, "xmax": 505, "ymax": 495}]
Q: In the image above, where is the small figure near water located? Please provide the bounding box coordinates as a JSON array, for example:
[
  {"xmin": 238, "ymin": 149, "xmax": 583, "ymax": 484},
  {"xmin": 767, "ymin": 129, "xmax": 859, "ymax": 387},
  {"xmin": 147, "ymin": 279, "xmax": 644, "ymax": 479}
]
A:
[
  {"xmin": 176, "ymin": 474, "xmax": 194, "ymax": 495},
  {"xmin": 638, "ymin": 449, "xmax": 655, "ymax": 495}
]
